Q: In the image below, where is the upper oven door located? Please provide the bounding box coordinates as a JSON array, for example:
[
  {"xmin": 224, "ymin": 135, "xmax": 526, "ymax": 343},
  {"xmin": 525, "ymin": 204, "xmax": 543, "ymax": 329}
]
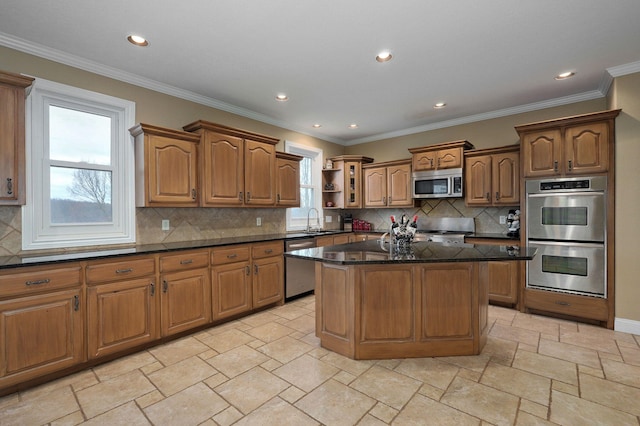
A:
[{"xmin": 527, "ymin": 192, "xmax": 605, "ymax": 242}]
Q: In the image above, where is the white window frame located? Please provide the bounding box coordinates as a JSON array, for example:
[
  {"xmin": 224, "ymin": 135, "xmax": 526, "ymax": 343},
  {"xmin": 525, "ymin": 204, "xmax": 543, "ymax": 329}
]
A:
[
  {"xmin": 22, "ymin": 78, "xmax": 136, "ymax": 250},
  {"xmin": 284, "ymin": 141, "xmax": 323, "ymax": 231}
]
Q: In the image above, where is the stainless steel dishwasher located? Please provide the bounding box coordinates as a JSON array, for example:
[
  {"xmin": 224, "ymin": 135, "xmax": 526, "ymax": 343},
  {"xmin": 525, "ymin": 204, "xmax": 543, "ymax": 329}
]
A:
[{"xmin": 285, "ymin": 237, "xmax": 317, "ymax": 300}]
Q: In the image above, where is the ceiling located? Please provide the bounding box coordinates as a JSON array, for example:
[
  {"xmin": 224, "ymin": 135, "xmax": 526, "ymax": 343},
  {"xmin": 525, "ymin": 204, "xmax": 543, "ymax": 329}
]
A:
[{"xmin": 1, "ymin": 0, "xmax": 639, "ymax": 145}]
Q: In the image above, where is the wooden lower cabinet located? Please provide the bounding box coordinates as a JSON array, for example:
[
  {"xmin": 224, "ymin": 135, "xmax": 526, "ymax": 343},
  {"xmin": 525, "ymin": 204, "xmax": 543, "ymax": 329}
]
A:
[
  {"xmin": 466, "ymin": 238, "xmax": 521, "ymax": 306},
  {"xmin": 0, "ymin": 288, "xmax": 84, "ymax": 388},
  {"xmin": 211, "ymin": 260, "xmax": 252, "ymax": 320},
  {"xmin": 87, "ymin": 278, "xmax": 159, "ymax": 359},
  {"xmin": 160, "ymin": 268, "xmax": 211, "ymax": 336},
  {"xmin": 253, "ymin": 255, "xmax": 283, "ymax": 308},
  {"xmin": 524, "ymin": 289, "xmax": 609, "ymax": 323}
]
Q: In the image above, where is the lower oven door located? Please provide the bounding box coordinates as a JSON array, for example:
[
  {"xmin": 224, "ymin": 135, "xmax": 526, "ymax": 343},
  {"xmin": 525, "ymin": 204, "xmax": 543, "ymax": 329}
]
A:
[{"xmin": 527, "ymin": 240, "xmax": 605, "ymax": 297}]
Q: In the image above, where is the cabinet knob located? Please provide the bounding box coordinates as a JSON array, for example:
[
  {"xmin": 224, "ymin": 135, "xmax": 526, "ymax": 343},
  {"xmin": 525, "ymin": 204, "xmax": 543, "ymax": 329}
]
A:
[{"xmin": 6, "ymin": 178, "xmax": 13, "ymax": 195}]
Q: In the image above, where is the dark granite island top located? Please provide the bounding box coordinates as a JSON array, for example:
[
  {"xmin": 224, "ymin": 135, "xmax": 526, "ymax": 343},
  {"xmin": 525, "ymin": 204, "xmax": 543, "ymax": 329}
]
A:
[
  {"xmin": 284, "ymin": 239, "xmax": 536, "ymax": 265},
  {"xmin": 288, "ymin": 240, "xmax": 536, "ymax": 360}
]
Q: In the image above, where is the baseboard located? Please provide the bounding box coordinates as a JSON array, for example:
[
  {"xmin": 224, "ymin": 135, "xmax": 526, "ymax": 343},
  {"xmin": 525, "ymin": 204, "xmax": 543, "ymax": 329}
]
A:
[{"xmin": 615, "ymin": 317, "xmax": 640, "ymax": 335}]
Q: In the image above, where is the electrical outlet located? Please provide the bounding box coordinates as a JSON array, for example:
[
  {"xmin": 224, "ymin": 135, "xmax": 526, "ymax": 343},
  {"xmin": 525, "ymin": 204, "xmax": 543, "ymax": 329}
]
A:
[
  {"xmin": 161, "ymin": 219, "xmax": 170, "ymax": 230},
  {"xmin": 256, "ymin": 217, "xmax": 262, "ymax": 226},
  {"xmin": 325, "ymin": 216, "xmax": 332, "ymax": 223},
  {"xmin": 499, "ymin": 215, "xmax": 506, "ymax": 224}
]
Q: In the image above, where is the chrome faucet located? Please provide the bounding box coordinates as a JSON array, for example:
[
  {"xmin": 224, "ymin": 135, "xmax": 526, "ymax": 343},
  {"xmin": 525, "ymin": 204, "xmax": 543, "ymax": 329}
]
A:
[{"xmin": 306, "ymin": 207, "xmax": 320, "ymax": 232}]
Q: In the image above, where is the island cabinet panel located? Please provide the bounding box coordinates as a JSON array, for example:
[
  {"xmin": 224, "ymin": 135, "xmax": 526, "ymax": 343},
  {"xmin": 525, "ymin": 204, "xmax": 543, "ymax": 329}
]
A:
[
  {"xmin": 420, "ymin": 264, "xmax": 473, "ymax": 339},
  {"xmin": 0, "ymin": 288, "xmax": 84, "ymax": 389},
  {"xmin": 315, "ymin": 263, "xmax": 354, "ymax": 357},
  {"xmin": 357, "ymin": 268, "xmax": 414, "ymax": 341}
]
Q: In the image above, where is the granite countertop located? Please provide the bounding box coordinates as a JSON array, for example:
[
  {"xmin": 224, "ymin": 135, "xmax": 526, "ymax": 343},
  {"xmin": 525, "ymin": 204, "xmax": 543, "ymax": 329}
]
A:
[
  {"xmin": 0, "ymin": 231, "xmax": 349, "ymax": 270},
  {"xmin": 284, "ymin": 239, "xmax": 535, "ymax": 265}
]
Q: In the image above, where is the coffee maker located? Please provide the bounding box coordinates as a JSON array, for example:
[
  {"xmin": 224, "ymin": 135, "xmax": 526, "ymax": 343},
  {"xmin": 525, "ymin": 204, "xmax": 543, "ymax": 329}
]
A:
[{"xmin": 506, "ymin": 209, "xmax": 520, "ymax": 237}]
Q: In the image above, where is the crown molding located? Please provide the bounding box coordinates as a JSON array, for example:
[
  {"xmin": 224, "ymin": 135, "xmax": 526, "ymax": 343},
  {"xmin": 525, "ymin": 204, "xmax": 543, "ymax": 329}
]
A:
[{"xmin": 607, "ymin": 60, "xmax": 640, "ymax": 78}]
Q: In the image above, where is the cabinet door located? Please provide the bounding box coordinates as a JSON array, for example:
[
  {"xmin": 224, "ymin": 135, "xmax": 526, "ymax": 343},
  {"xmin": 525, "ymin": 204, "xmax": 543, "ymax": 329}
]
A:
[
  {"xmin": 387, "ymin": 163, "xmax": 413, "ymax": 207},
  {"xmin": 87, "ymin": 278, "xmax": 159, "ymax": 359},
  {"xmin": 0, "ymin": 76, "xmax": 31, "ymax": 205},
  {"xmin": 483, "ymin": 261, "xmax": 519, "ymax": 304},
  {"xmin": 276, "ymin": 157, "xmax": 300, "ymax": 206},
  {"xmin": 344, "ymin": 161, "xmax": 364, "ymax": 208},
  {"xmin": 465, "ymin": 155, "xmax": 492, "ymax": 206},
  {"xmin": 363, "ymin": 167, "xmax": 387, "ymax": 207},
  {"xmin": 147, "ymin": 135, "xmax": 198, "ymax": 205},
  {"xmin": 564, "ymin": 122, "xmax": 609, "ymax": 175},
  {"xmin": 436, "ymin": 148, "xmax": 463, "ymax": 169},
  {"xmin": 0, "ymin": 289, "xmax": 84, "ymax": 386},
  {"xmin": 412, "ymin": 151, "xmax": 437, "ymax": 171},
  {"xmin": 245, "ymin": 139, "xmax": 276, "ymax": 205},
  {"xmin": 211, "ymin": 261, "xmax": 252, "ymax": 319},
  {"xmin": 161, "ymin": 268, "xmax": 211, "ymax": 336},
  {"xmin": 522, "ymin": 129, "xmax": 563, "ymax": 177},
  {"xmin": 202, "ymin": 131, "xmax": 244, "ymax": 206},
  {"xmin": 253, "ymin": 256, "xmax": 283, "ymax": 308},
  {"xmin": 492, "ymin": 151, "xmax": 520, "ymax": 205}
]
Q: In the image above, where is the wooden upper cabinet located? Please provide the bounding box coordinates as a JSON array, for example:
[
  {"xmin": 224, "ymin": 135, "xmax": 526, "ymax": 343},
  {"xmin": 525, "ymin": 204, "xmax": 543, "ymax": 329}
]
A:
[
  {"xmin": 276, "ymin": 152, "xmax": 302, "ymax": 207},
  {"xmin": 516, "ymin": 110, "xmax": 620, "ymax": 178},
  {"xmin": 409, "ymin": 140, "xmax": 473, "ymax": 172},
  {"xmin": 328, "ymin": 156, "xmax": 374, "ymax": 209},
  {"xmin": 465, "ymin": 145, "xmax": 519, "ymax": 206},
  {"xmin": 130, "ymin": 123, "xmax": 200, "ymax": 207},
  {"xmin": 183, "ymin": 120, "xmax": 279, "ymax": 207},
  {"xmin": 245, "ymin": 138, "xmax": 276, "ymax": 205},
  {"xmin": 363, "ymin": 160, "xmax": 413, "ymax": 208},
  {"xmin": 0, "ymin": 71, "xmax": 34, "ymax": 205},
  {"xmin": 202, "ymin": 131, "xmax": 244, "ymax": 206}
]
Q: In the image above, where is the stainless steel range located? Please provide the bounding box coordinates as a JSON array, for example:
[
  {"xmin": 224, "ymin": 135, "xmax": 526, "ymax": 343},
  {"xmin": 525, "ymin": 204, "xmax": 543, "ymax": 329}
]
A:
[
  {"xmin": 525, "ymin": 176, "xmax": 607, "ymax": 297},
  {"xmin": 414, "ymin": 217, "xmax": 475, "ymax": 245}
]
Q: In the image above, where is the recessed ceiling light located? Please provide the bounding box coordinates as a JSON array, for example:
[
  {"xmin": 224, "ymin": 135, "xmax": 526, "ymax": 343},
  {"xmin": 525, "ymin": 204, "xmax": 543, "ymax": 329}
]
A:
[
  {"xmin": 275, "ymin": 93, "xmax": 289, "ymax": 101},
  {"xmin": 555, "ymin": 71, "xmax": 575, "ymax": 80},
  {"xmin": 433, "ymin": 102, "xmax": 447, "ymax": 109},
  {"xmin": 376, "ymin": 51, "xmax": 393, "ymax": 62},
  {"xmin": 127, "ymin": 35, "xmax": 148, "ymax": 46},
  {"xmin": 349, "ymin": 123, "xmax": 358, "ymax": 129},
  {"xmin": 312, "ymin": 123, "xmax": 322, "ymax": 128}
]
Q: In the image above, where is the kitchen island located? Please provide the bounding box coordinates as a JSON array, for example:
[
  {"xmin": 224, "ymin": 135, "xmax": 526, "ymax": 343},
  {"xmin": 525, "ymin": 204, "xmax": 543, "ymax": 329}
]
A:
[{"xmin": 285, "ymin": 240, "xmax": 536, "ymax": 360}]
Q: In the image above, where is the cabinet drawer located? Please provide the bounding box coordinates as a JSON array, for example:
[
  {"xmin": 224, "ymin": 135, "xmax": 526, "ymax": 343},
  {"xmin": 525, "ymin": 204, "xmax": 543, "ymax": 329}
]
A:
[
  {"xmin": 211, "ymin": 245, "xmax": 250, "ymax": 265},
  {"xmin": 160, "ymin": 250, "xmax": 209, "ymax": 273},
  {"xmin": 86, "ymin": 257, "xmax": 156, "ymax": 284},
  {"xmin": 0, "ymin": 265, "xmax": 82, "ymax": 298},
  {"xmin": 524, "ymin": 289, "xmax": 608, "ymax": 321},
  {"xmin": 251, "ymin": 241, "xmax": 283, "ymax": 259}
]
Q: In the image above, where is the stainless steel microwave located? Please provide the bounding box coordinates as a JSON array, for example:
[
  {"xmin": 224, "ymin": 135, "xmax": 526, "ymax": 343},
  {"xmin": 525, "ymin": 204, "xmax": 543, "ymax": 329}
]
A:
[{"xmin": 412, "ymin": 168, "xmax": 463, "ymax": 199}]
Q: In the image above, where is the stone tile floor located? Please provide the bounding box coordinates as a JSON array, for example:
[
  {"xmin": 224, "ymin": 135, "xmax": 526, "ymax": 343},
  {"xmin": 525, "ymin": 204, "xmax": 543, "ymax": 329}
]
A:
[{"xmin": 1, "ymin": 296, "xmax": 639, "ymax": 425}]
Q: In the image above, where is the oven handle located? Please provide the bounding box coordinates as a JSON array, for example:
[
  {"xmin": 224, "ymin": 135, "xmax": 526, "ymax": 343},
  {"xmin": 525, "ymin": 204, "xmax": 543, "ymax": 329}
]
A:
[
  {"xmin": 526, "ymin": 191, "xmax": 604, "ymax": 198},
  {"xmin": 527, "ymin": 240, "xmax": 604, "ymax": 248}
]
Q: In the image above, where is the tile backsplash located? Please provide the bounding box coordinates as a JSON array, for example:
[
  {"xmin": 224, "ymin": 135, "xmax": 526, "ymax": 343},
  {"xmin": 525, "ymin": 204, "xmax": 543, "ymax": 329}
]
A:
[{"xmin": 0, "ymin": 200, "xmax": 517, "ymax": 256}]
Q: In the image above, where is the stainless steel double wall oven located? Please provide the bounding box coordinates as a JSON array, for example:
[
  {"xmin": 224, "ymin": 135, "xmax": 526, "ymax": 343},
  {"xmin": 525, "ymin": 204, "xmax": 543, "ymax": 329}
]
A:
[{"xmin": 525, "ymin": 176, "xmax": 607, "ymax": 297}]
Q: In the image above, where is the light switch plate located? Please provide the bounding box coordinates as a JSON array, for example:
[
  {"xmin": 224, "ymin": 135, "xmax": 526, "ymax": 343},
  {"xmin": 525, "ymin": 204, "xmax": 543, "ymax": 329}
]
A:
[
  {"xmin": 325, "ymin": 216, "xmax": 332, "ymax": 223},
  {"xmin": 161, "ymin": 219, "xmax": 170, "ymax": 230},
  {"xmin": 256, "ymin": 217, "xmax": 262, "ymax": 226},
  {"xmin": 499, "ymin": 215, "xmax": 506, "ymax": 224}
]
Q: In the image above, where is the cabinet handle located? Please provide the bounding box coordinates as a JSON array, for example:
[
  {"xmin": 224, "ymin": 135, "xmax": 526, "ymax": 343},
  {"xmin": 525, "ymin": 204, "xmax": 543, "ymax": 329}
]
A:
[
  {"xmin": 239, "ymin": 192, "xmax": 244, "ymax": 201},
  {"xmin": 568, "ymin": 160, "xmax": 573, "ymax": 171},
  {"xmin": 254, "ymin": 264, "xmax": 258, "ymax": 275},
  {"xmin": 264, "ymin": 249, "xmax": 273, "ymax": 254},
  {"xmin": 277, "ymin": 194, "xmax": 281, "ymax": 203},
  {"xmin": 150, "ymin": 281, "xmax": 155, "ymax": 296},
  {"xmin": 6, "ymin": 178, "xmax": 12, "ymax": 195},
  {"xmin": 25, "ymin": 278, "xmax": 50, "ymax": 286},
  {"xmin": 555, "ymin": 301, "xmax": 571, "ymax": 306},
  {"xmin": 73, "ymin": 295, "xmax": 80, "ymax": 312},
  {"xmin": 486, "ymin": 192, "xmax": 490, "ymax": 201},
  {"xmin": 554, "ymin": 161, "xmax": 559, "ymax": 172},
  {"xmin": 245, "ymin": 265, "xmax": 250, "ymax": 275},
  {"xmin": 191, "ymin": 188, "xmax": 196, "ymax": 200},
  {"xmin": 116, "ymin": 268, "xmax": 133, "ymax": 274},
  {"xmin": 247, "ymin": 192, "xmax": 251, "ymax": 201},
  {"xmin": 388, "ymin": 196, "xmax": 392, "ymax": 204},
  {"xmin": 495, "ymin": 191, "xmax": 500, "ymax": 201},
  {"xmin": 227, "ymin": 253, "xmax": 237, "ymax": 259},
  {"xmin": 179, "ymin": 259, "xmax": 193, "ymax": 265},
  {"xmin": 382, "ymin": 196, "xmax": 386, "ymax": 205},
  {"xmin": 162, "ymin": 280, "xmax": 168, "ymax": 293},
  {"xmin": 430, "ymin": 159, "xmax": 434, "ymax": 167}
]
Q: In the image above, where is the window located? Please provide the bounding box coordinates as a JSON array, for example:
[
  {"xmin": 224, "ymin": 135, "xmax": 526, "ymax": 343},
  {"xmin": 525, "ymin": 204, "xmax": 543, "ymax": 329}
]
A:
[
  {"xmin": 22, "ymin": 78, "xmax": 135, "ymax": 250},
  {"xmin": 284, "ymin": 141, "xmax": 322, "ymax": 231}
]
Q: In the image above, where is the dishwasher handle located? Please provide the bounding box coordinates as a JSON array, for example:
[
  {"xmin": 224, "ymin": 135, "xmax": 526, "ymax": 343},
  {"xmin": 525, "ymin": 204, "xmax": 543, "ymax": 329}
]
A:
[{"xmin": 287, "ymin": 241, "xmax": 316, "ymax": 250}]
